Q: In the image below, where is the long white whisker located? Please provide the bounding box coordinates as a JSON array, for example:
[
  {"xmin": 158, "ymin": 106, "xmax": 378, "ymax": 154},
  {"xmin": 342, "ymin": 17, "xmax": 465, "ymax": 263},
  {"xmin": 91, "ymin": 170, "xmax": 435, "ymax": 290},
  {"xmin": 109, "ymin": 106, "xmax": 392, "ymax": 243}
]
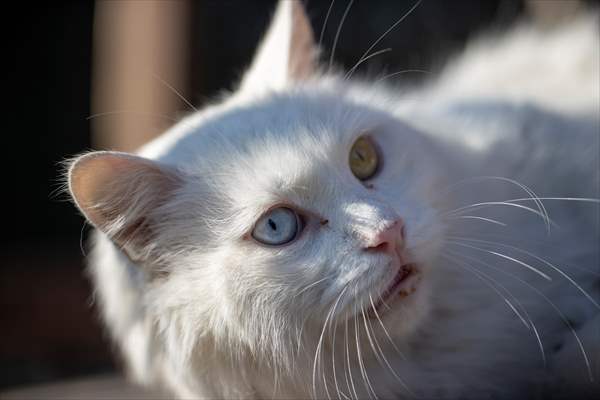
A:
[
  {"xmin": 328, "ymin": 0, "xmax": 355, "ymax": 71},
  {"xmin": 331, "ymin": 292, "xmax": 351, "ymax": 400},
  {"xmin": 368, "ymin": 295, "xmax": 406, "ymax": 359},
  {"xmin": 152, "ymin": 72, "xmax": 197, "ymax": 112},
  {"xmin": 506, "ymin": 197, "xmax": 600, "ymax": 204},
  {"xmin": 318, "ymin": 0, "xmax": 336, "ymax": 50},
  {"xmin": 323, "ymin": 364, "xmax": 333, "ymax": 400},
  {"xmin": 86, "ymin": 110, "xmax": 178, "ymax": 122},
  {"xmin": 448, "ymin": 232, "xmax": 600, "ymax": 277},
  {"xmin": 345, "ymin": 0, "xmax": 422, "ymax": 79},
  {"xmin": 344, "ymin": 48, "xmax": 393, "ymax": 80},
  {"xmin": 295, "ymin": 275, "xmax": 335, "ymax": 297},
  {"xmin": 452, "ymin": 237, "xmax": 600, "ymax": 310},
  {"xmin": 445, "ymin": 201, "xmax": 556, "ymax": 229},
  {"xmin": 448, "ymin": 240, "xmax": 552, "ymax": 281},
  {"xmin": 375, "ymin": 69, "xmax": 431, "ymax": 83},
  {"xmin": 367, "ymin": 295, "xmax": 412, "ymax": 393},
  {"xmin": 361, "ymin": 304, "xmax": 385, "ymax": 366},
  {"xmin": 448, "ymin": 250, "xmax": 591, "ymax": 380},
  {"xmin": 451, "ymin": 215, "xmax": 507, "ymax": 227},
  {"xmin": 444, "ymin": 254, "xmax": 530, "ymax": 329},
  {"xmin": 355, "ymin": 302, "xmax": 378, "ymax": 399},
  {"xmin": 516, "ymin": 283, "xmax": 593, "ymax": 381},
  {"xmin": 439, "ymin": 176, "xmax": 550, "ymax": 232},
  {"xmin": 312, "ymin": 286, "xmax": 348, "ymax": 398},
  {"xmin": 345, "ymin": 316, "xmax": 359, "ymax": 400},
  {"xmin": 448, "ymin": 250, "xmax": 549, "ymax": 367}
]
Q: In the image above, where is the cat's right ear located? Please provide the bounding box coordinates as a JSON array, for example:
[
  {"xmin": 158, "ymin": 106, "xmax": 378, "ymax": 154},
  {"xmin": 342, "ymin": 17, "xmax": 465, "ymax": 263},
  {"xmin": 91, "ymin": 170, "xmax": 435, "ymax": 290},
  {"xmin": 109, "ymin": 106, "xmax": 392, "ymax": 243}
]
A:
[
  {"xmin": 239, "ymin": 0, "xmax": 318, "ymax": 94},
  {"xmin": 67, "ymin": 151, "xmax": 183, "ymax": 261}
]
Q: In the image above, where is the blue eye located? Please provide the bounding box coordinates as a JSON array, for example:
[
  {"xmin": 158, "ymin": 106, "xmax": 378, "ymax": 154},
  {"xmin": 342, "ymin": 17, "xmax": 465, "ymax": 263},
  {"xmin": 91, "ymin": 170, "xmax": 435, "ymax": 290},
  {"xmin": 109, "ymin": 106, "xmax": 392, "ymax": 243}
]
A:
[{"xmin": 252, "ymin": 207, "xmax": 302, "ymax": 246}]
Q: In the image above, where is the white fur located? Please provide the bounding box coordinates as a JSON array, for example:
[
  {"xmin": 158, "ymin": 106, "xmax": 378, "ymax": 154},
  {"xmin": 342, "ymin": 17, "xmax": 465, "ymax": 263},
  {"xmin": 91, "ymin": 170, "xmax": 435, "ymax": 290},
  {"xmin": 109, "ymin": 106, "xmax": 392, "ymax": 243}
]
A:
[{"xmin": 73, "ymin": 4, "xmax": 599, "ymax": 399}]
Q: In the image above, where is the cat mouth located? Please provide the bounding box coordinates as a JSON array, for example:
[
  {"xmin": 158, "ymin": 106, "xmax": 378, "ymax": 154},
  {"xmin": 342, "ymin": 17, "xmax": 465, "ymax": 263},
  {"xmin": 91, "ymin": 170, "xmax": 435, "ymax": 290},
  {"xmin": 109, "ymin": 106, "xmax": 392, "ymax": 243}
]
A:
[{"xmin": 368, "ymin": 263, "xmax": 419, "ymax": 318}]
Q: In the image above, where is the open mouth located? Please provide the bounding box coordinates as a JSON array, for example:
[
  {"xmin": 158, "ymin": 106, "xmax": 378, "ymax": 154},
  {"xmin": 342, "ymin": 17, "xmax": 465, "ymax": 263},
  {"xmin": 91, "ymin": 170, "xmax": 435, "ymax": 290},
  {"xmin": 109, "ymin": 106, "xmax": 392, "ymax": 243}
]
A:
[{"xmin": 368, "ymin": 263, "xmax": 419, "ymax": 318}]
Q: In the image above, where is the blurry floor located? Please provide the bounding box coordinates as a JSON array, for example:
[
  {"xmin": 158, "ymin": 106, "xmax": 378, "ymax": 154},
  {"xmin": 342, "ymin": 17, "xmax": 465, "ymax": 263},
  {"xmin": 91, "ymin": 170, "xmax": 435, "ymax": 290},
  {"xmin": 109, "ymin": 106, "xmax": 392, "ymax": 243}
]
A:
[{"xmin": 0, "ymin": 374, "xmax": 168, "ymax": 400}]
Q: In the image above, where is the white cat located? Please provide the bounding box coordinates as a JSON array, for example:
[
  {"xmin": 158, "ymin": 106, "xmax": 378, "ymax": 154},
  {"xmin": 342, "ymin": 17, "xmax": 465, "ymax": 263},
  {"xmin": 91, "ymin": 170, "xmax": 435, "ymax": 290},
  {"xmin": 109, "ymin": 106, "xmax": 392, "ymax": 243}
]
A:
[{"xmin": 67, "ymin": 2, "xmax": 599, "ymax": 399}]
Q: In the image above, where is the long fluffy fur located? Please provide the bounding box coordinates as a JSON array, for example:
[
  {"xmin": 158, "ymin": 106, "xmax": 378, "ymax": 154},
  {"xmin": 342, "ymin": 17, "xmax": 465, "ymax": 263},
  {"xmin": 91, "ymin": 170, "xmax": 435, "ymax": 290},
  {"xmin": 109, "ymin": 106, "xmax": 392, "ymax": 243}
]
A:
[{"xmin": 70, "ymin": 5, "xmax": 599, "ymax": 399}]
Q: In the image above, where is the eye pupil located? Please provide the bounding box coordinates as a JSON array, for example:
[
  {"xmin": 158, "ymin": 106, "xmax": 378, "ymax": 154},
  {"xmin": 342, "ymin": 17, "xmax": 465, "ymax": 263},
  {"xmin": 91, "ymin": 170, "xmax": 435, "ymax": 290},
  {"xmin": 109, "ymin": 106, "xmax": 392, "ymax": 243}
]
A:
[
  {"xmin": 251, "ymin": 207, "xmax": 302, "ymax": 246},
  {"xmin": 268, "ymin": 219, "xmax": 277, "ymax": 231}
]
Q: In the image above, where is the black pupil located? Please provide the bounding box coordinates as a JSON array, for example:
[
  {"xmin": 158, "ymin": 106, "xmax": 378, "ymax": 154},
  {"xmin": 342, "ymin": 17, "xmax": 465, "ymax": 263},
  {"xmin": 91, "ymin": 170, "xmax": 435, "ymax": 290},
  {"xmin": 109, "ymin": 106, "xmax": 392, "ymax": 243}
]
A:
[
  {"xmin": 356, "ymin": 149, "xmax": 365, "ymax": 161},
  {"xmin": 268, "ymin": 218, "xmax": 277, "ymax": 231}
]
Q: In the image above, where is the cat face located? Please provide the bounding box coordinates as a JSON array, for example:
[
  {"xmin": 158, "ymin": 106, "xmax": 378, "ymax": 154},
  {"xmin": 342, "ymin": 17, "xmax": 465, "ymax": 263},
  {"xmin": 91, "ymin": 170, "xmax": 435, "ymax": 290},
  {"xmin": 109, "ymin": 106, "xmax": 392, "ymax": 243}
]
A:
[
  {"xmin": 68, "ymin": 1, "xmax": 448, "ymax": 362},
  {"xmin": 165, "ymin": 90, "xmax": 446, "ymax": 340}
]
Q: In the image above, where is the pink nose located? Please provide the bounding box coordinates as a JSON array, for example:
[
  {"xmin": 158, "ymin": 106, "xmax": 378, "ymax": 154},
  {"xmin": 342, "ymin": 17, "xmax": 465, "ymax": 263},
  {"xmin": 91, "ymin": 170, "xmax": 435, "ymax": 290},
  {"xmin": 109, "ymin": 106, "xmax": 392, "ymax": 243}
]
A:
[{"xmin": 364, "ymin": 219, "xmax": 405, "ymax": 254}]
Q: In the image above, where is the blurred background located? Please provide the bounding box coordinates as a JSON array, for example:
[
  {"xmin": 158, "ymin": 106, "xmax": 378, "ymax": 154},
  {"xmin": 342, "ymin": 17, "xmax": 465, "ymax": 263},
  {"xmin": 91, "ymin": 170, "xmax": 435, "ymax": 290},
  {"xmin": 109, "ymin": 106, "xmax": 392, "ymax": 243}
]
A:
[{"xmin": 0, "ymin": 0, "xmax": 594, "ymax": 395}]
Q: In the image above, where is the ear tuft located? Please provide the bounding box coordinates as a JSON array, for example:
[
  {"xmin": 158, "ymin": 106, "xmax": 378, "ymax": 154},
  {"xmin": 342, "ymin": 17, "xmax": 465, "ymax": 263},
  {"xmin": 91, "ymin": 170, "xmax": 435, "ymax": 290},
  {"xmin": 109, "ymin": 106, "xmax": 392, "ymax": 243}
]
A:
[
  {"xmin": 68, "ymin": 151, "xmax": 182, "ymax": 260},
  {"xmin": 240, "ymin": 0, "xmax": 317, "ymax": 94}
]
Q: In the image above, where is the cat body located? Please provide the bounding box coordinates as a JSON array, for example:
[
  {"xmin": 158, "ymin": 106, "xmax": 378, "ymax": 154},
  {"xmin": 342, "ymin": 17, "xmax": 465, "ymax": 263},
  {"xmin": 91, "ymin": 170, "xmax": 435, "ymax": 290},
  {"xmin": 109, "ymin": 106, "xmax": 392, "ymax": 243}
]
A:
[{"xmin": 68, "ymin": 2, "xmax": 599, "ymax": 399}]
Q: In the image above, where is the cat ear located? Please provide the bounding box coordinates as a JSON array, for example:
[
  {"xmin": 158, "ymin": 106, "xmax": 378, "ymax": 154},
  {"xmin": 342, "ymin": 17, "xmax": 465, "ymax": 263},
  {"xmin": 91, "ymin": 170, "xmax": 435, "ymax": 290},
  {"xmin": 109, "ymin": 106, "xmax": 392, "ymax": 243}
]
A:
[
  {"xmin": 67, "ymin": 151, "xmax": 183, "ymax": 260},
  {"xmin": 240, "ymin": 0, "xmax": 317, "ymax": 93}
]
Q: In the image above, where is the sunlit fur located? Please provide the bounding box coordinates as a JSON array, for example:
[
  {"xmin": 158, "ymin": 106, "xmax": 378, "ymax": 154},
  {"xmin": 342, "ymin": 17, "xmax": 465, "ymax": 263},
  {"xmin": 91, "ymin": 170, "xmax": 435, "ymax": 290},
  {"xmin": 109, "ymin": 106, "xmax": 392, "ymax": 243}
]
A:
[{"xmin": 72, "ymin": 3, "xmax": 599, "ymax": 399}]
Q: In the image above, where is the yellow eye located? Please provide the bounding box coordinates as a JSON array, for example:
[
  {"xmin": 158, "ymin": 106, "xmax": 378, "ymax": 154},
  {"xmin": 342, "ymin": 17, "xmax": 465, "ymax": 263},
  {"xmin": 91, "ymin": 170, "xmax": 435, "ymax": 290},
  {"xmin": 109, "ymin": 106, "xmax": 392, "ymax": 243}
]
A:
[{"xmin": 349, "ymin": 137, "xmax": 379, "ymax": 180}]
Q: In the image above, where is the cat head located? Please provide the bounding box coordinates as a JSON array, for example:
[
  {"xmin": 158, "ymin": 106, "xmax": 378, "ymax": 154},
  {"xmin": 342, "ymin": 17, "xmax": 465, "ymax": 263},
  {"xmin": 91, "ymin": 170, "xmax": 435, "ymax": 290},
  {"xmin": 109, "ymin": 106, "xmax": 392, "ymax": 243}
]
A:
[{"xmin": 68, "ymin": 1, "xmax": 449, "ymax": 373}]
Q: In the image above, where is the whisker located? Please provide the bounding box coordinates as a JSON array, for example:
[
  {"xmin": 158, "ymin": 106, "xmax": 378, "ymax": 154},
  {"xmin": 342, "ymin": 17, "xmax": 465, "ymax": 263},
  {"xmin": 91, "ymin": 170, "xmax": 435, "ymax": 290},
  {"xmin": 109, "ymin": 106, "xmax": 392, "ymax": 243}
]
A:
[
  {"xmin": 527, "ymin": 291, "xmax": 592, "ymax": 381},
  {"xmin": 439, "ymin": 176, "xmax": 551, "ymax": 232},
  {"xmin": 312, "ymin": 286, "xmax": 348, "ymax": 399},
  {"xmin": 451, "ymin": 237, "xmax": 600, "ymax": 310},
  {"xmin": 331, "ymin": 314, "xmax": 351, "ymax": 400},
  {"xmin": 444, "ymin": 201, "xmax": 556, "ymax": 229},
  {"xmin": 328, "ymin": 0, "xmax": 355, "ymax": 71},
  {"xmin": 445, "ymin": 231, "xmax": 600, "ymax": 277},
  {"xmin": 318, "ymin": 0, "xmax": 336, "ymax": 50},
  {"xmin": 152, "ymin": 72, "xmax": 197, "ymax": 112},
  {"xmin": 345, "ymin": 315, "xmax": 359, "ymax": 400},
  {"xmin": 344, "ymin": 48, "xmax": 393, "ymax": 80},
  {"xmin": 368, "ymin": 295, "xmax": 406, "ymax": 359},
  {"xmin": 86, "ymin": 110, "xmax": 178, "ymax": 122},
  {"xmin": 323, "ymin": 364, "xmax": 333, "ymax": 400},
  {"xmin": 444, "ymin": 254, "xmax": 530, "ymax": 329},
  {"xmin": 361, "ymin": 304, "xmax": 386, "ymax": 367},
  {"xmin": 354, "ymin": 301, "xmax": 378, "ymax": 399},
  {"xmin": 450, "ymin": 215, "xmax": 507, "ymax": 227},
  {"xmin": 367, "ymin": 295, "xmax": 412, "ymax": 394},
  {"xmin": 295, "ymin": 274, "xmax": 335, "ymax": 297},
  {"xmin": 375, "ymin": 69, "xmax": 431, "ymax": 83},
  {"xmin": 447, "ymin": 250, "xmax": 591, "ymax": 380},
  {"xmin": 330, "ymin": 287, "xmax": 351, "ymax": 400},
  {"xmin": 447, "ymin": 250, "xmax": 553, "ymax": 368},
  {"xmin": 506, "ymin": 197, "xmax": 600, "ymax": 204},
  {"xmin": 345, "ymin": 0, "xmax": 422, "ymax": 80},
  {"xmin": 447, "ymin": 240, "xmax": 552, "ymax": 281}
]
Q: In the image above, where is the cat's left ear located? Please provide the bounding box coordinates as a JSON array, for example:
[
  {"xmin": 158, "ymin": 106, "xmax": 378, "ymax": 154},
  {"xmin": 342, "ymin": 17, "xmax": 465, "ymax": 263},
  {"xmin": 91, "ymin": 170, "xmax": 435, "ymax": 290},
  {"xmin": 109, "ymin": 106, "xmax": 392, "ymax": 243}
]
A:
[
  {"xmin": 67, "ymin": 151, "xmax": 183, "ymax": 261},
  {"xmin": 240, "ymin": 0, "xmax": 317, "ymax": 93}
]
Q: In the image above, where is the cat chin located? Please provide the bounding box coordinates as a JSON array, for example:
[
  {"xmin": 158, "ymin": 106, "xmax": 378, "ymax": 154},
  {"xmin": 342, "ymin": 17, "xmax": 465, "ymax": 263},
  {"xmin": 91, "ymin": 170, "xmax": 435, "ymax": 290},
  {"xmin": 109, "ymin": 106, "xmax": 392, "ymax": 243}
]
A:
[
  {"xmin": 347, "ymin": 261, "xmax": 432, "ymax": 340},
  {"xmin": 375, "ymin": 267, "xmax": 433, "ymax": 338}
]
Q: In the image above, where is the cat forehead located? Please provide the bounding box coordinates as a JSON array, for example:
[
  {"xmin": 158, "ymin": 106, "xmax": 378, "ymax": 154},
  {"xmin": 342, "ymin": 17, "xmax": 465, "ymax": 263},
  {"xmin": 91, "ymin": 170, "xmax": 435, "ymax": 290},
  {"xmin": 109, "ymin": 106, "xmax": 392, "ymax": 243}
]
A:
[{"xmin": 143, "ymin": 87, "xmax": 389, "ymax": 168}]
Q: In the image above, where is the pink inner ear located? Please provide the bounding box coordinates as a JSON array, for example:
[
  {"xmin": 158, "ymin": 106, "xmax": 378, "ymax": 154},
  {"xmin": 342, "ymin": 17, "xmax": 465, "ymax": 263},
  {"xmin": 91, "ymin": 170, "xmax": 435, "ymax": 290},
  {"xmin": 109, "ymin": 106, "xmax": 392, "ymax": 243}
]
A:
[
  {"xmin": 239, "ymin": 0, "xmax": 317, "ymax": 93},
  {"xmin": 68, "ymin": 151, "xmax": 180, "ymax": 234},
  {"xmin": 69, "ymin": 152, "xmax": 129, "ymax": 226},
  {"xmin": 288, "ymin": 0, "xmax": 316, "ymax": 80}
]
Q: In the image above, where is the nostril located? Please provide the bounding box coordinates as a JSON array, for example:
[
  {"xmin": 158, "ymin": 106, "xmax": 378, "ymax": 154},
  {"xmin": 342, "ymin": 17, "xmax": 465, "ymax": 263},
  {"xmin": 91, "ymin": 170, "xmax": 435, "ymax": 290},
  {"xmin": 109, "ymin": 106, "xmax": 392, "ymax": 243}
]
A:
[
  {"xmin": 363, "ymin": 219, "xmax": 405, "ymax": 253},
  {"xmin": 366, "ymin": 241, "xmax": 390, "ymax": 253}
]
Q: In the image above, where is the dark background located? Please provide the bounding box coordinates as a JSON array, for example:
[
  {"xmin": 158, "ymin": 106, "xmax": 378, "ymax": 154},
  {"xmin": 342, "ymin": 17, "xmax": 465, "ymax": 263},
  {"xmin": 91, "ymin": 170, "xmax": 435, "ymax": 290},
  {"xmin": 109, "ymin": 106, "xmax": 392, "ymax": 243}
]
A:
[{"xmin": 3, "ymin": 0, "xmax": 589, "ymax": 390}]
